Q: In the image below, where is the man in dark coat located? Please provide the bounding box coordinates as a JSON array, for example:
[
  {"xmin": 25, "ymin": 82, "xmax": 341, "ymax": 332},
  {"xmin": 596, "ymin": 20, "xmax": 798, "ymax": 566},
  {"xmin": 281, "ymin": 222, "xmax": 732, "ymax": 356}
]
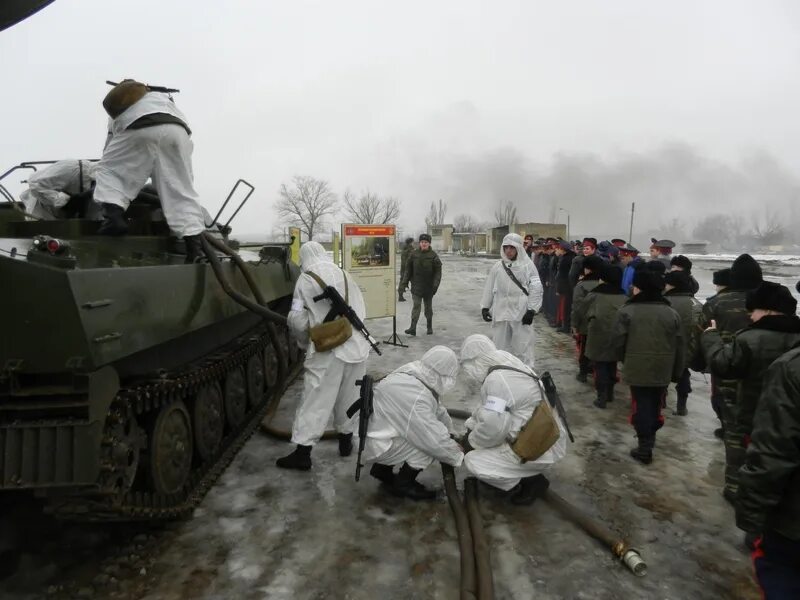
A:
[
  {"xmin": 569, "ymin": 237, "xmax": 597, "ymax": 289},
  {"xmin": 400, "ymin": 233, "xmax": 442, "ymax": 336},
  {"xmin": 398, "ymin": 237, "xmax": 414, "ymax": 302},
  {"xmin": 523, "ymin": 234, "xmax": 534, "ymax": 258},
  {"xmin": 702, "ymin": 254, "xmax": 763, "ymax": 501},
  {"xmin": 554, "ymin": 240, "xmax": 576, "ymax": 332},
  {"xmin": 571, "ymin": 254, "xmax": 604, "ymax": 382},
  {"xmin": 611, "ymin": 263, "xmax": 684, "ymax": 464},
  {"xmin": 670, "ymin": 255, "xmax": 700, "ymax": 295},
  {"xmin": 737, "ymin": 337, "xmax": 800, "ymax": 597},
  {"xmin": 582, "ymin": 263, "xmax": 627, "ymax": 408},
  {"xmin": 664, "ymin": 271, "xmax": 704, "ymax": 416},
  {"xmin": 620, "ymin": 243, "xmax": 642, "ymax": 295},
  {"xmin": 704, "ymin": 281, "xmax": 800, "ymax": 511}
]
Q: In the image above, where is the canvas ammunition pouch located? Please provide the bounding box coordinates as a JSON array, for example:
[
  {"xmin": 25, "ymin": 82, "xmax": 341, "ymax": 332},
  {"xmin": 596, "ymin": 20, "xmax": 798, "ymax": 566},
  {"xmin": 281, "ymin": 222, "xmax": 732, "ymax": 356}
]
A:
[
  {"xmin": 306, "ymin": 271, "xmax": 353, "ymax": 352},
  {"xmin": 103, "ymin": 80, "xmax": 148, "ymax": 118},
  {"xmin": 487, "ymin": 366, "xmax": 560, "ymax": 463}
]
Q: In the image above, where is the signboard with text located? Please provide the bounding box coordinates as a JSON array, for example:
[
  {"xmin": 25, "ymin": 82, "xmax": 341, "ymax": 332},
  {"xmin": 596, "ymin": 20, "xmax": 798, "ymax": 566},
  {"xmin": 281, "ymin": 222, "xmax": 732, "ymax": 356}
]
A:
[{"xmin": 341, "ymin": 224, "xmax": 396, "ymax": 319}]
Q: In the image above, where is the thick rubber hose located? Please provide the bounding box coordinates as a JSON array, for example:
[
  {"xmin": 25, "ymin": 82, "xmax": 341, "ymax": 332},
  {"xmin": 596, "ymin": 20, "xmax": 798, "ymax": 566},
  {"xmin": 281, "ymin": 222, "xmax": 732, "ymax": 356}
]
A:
[
  {"xmin": 543, "ymin": 489, "xmax": 647, "ymax": 576},
  {"xmin": 260, "ymin": 424, "xmax": 338, "ymax": 441},
  {"xmin": 447, "ymin": 408, "xmax": 472, "ymax": 420},
  {"xmin": 442, "ymin": 464, "xmax": 477, "ymax": 600},
  {"xmin": 464, "ymin": 479, "xmax": 495, "ymax": 600}
]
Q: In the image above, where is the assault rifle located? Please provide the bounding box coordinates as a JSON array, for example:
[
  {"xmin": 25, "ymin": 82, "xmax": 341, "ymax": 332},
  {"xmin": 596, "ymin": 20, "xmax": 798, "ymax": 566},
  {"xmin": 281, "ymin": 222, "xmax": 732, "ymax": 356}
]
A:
[
  {"xmin": 346, "ymin": 375, "xmax": 374, "ymax": 481},
  {"xmin": 540, "ymin": 371, "xmax": 575, "ymax": 443},
  {"xmin": 313, "ymin": 285, "xmax": 382, "ymax": 355}
]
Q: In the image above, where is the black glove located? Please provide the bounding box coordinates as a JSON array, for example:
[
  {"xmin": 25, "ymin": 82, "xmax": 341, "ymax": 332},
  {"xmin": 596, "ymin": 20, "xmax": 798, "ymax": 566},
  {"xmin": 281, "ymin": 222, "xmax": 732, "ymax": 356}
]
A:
[
  {"xmin": 521, "ymin": 309, "xmax": 535, "ymax": 325},
  {"xmin": 481, "ymin": 308, "xmax": 492, "ymax": 322}
]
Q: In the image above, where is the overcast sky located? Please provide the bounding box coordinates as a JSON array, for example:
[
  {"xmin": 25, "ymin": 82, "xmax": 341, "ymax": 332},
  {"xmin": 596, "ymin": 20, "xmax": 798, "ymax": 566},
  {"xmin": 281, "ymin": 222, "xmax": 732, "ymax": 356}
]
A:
[{"xmin": 2, "ymin": 0, "xmax": 800, "ymax": 239}]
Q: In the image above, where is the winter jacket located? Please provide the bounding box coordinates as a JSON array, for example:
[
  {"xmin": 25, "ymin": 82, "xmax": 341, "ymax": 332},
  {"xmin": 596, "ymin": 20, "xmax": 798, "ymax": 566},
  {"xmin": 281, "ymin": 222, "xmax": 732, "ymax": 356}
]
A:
[
  {"xmin": 399, "ymin": 241, "xmax": 414, "ymax": 279},
  {"xmin": 702, "ymin": 289, "xmax": 752, "ymax": 398},
  {"xmin": 584, "ymin": 283, "xmax": 628, "ymax": 362},
  {"xmin": 736, "ymin": 343, "xmax": 800, "ymax": 540},
  {"xmin": 555, "ymin": 252, "xmax": 576, "ymax": 294},
  {"xmin": 400, "ymin": 248, "xmax": 442, "ymax": 297},
  {"xmin": 610, "ymin": 291, "xmax": 684, "ymax": 387},
  {"xmin": 538, "ymin": 254, "xmax": 551, "ymax": 287},
  {"xmin": 569, "ymin": 254, "xmax": 586, "ymax": 288},
  {"xmin": 703, "ymin": 314, "xmax": 800, "ymax": 437},
  {"xmin": 621, "ymin": 257, "xmax": 643, "ymax": 295},
  {"xmin": 570, "ymin": 275, "xmax": 600, "ymax": 334},
  {"xmin": 548, "ymin": 255, "xmax": 560, "ymax": 287},
  {"xmin": 664, "ymin": 290, "xmax": 704, "ymax": 372}
]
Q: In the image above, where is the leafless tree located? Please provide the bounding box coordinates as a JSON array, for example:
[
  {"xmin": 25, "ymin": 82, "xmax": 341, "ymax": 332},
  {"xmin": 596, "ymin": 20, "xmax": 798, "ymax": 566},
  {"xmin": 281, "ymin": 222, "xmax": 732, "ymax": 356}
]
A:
[
  {"xmin": 425, "ymin": 199, "xmax": 448, "ymax": 227},
  {"xmin": 493, "ymin": 200, "xmax": 517, "ymax": 226},
  {"xmin": 342, "ymin": 189, "xmax": 401, "ymax": 224},
  {"xmin": 453, "ymin": 213, "xmax": 483, "ymax": 233},
  {"xmin": 275, "ymin": 175, "xmax": 338, "ymax": 241},
  {"xmin": 752, "ymin": 209, "xmax": 786, "ymax": 246}
]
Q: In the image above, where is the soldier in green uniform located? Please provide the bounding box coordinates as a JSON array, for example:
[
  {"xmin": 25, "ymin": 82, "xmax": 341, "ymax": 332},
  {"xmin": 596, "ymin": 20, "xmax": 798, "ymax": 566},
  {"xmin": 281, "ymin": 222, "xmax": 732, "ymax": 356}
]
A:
[
  {"xmin": 398, "ymin": 237, "xmax": 414, "ymax": 302},
  {"xmin": 399, "ymin": 233, "xmax": 442, "ymax": 336},
  {"xmin": 570, "ymin": 254, "xmax": 604, "ymax": 383},
  {"xmin": 701, "ymin": 254, "xmax": 762, "ymax": 501}
]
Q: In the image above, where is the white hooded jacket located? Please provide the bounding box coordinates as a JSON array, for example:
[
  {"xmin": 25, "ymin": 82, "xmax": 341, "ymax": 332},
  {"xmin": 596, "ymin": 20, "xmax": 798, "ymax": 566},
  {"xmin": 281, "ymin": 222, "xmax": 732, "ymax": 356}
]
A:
[
  {"xmin": 481, "ymin": 233, "xmax": 543, "ymax": 321},
  {"xmin": 287, "ymin": 241, "xmax": 370, "ymax": 363},
  {"xmin": 20, "ymin": 160, "xmax": 96, "ymax": 217},
  {"xmin": 461, "ymin": 335, "xmax": 567, "ymax": 453},
  {"xmin": 367, "ymin": 346, "xmax": 464, "ymax": 467}
]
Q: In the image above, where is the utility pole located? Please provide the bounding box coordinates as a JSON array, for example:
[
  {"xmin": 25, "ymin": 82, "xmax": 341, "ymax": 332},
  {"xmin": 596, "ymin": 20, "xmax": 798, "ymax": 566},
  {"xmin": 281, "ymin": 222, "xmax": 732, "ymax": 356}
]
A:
[{"xmin": 629, "ymin": 202, "xmax": 635, "ymax": 243}]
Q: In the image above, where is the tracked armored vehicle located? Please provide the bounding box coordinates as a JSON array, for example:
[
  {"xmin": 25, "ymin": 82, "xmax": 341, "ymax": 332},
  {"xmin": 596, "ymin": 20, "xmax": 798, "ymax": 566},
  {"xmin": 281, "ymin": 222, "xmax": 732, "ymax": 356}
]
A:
[{"xmin": 0, "ymin": 162, "xmax": 302, "ymax": 520}]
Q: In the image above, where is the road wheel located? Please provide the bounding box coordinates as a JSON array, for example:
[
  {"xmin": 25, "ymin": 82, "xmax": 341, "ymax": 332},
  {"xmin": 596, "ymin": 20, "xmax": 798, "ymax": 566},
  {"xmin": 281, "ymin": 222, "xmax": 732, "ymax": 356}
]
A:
[{"xmin": 149, "ymin": 400, "xmax": 193, "ymax": 496}]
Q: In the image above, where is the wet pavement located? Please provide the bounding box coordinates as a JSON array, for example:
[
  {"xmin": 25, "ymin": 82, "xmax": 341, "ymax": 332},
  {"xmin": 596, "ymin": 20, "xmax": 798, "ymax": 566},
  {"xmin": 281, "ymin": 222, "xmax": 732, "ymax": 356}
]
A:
[{"xmin": 3, "ymin": 254, "xmax": 786, "ymax": 599}]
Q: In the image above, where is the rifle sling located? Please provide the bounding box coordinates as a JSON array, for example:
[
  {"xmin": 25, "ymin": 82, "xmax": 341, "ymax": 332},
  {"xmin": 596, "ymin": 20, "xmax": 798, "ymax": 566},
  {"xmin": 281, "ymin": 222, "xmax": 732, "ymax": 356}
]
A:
[{"xmin": 501, "ymin": 262, "xmax": 529, "ymax": 296}]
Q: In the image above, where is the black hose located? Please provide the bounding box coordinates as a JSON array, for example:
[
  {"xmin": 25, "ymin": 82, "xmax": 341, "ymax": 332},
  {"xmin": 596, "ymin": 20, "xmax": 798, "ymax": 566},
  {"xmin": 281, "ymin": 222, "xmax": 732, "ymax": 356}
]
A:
[
  {"xmin": 447, "ymin": 408, "xmax": 472, "ymax": 420},
  {"xmin": 442, "ymin": 464, "xmax": 477, "ymax": 600},
  {"xmin": 464, "ymin": 479, "xmax": 494, "ymax": 600}
]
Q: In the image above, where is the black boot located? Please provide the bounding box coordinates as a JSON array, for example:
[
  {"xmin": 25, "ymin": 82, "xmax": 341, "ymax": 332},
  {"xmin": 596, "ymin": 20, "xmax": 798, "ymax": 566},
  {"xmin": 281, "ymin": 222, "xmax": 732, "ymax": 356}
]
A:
[
  {"xmin": 629, "ymin": 435, "xmax": 654, "ymax": 465},
  {"xmin": 673, "ymin": 395, "xmax": 688, "ymax": 416},
  {"xmin": 276, "ymin": 444, "xmax": 312, "ymax": 470},
  {"xmin": 593, "ymin": 386, "xmax": 606, "ymax": 409},
  {"xmin": 606, "ymin": 384, "xmax": 615, "ymax": 403},
  {"xmin": 369, "ymin": 463, "xmax": 394, "ymax": 485},
  {"xmin": 714, "ymin": 427, "xmax": 725, "ymax": 440},
  {"xmin": 387, "ymin": 463, "xmax": 436, "ymax": 500},
  {"xmin": 404, "ymin": 322, "xmax": 417, "ymax": 336},
  {"xmin": 338, "ymin": 433, "xmax": 353, "ymax": 457},
  {"xmin": 426, "ymin": 319, "xmax": 433, "ymax": 335},
  {"xmin": 398, "ymin": 293, "xmax": 406, "ymax": 302},
  {"xmin": 97, "ymin": 203, "xmax": 128, "ymax": 236},
  {"xmin": 576, "ymin": 371, "xmax": 588, "ymax": 383},
  {"xmin": 510, "ymin": 474, "xmax": 550, "ymax": 506},
  {"xmin": 183, "ymin": 234, "xmax": 205, "ymax": 264}
]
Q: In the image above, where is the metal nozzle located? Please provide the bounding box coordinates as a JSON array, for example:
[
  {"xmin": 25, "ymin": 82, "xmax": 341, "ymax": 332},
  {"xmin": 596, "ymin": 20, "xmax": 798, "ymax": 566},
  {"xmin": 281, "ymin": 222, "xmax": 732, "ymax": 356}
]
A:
[{"xmin": 621, "ymin": 549, "xmax": 647, "ymax": 577}]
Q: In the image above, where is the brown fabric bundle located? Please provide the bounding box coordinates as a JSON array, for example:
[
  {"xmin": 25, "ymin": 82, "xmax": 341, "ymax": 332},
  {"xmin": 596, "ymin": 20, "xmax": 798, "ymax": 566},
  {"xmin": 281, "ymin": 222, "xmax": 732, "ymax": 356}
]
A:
[
  {"xmin": 103, "ymin": 80, "xmax": 148, "ymax": 118},
  {"xmin": 306, "ymin": 270, "xmax": 353, "ymax": 352},
  {"xmin": 511, "ymin": 399, "xmax": 560, "ymax": 463}
]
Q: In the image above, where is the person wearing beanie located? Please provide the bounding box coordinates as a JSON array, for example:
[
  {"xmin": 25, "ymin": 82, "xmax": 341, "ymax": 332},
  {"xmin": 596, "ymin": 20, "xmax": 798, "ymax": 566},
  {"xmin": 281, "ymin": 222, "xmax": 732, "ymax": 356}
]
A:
[
  {"xmin": 610, "ymin": 266, "xmax": 683, "ymax": 464},
  {"xmin": 568, "ymin": 237, "xmax": 597, "ymax": 289},
  {"xmin": 713, "ymin": 268, "xmax": 731, "ymax": 292},
  {"xmin": 397, "ymin": 237, "xmax": 415, "ymax": 302},
  {"xmin": 670, "ymin": 255, "xmax": 700, "ymax": 295},
  {"xmin": 480, "ymin": 233, "xmax": 543, "ymax": 367},
  {"xmin": 582, "ymin": 264, "xmax": 627, "ymax": 408},
  {"xmin": 664, "ymin": 271, "xmax": 704, "ymax": 416},
  {"xmin": 571, "ymin": 254, "xmax": 605, "ymax": 383},
  {"xmin": 554, "ymin": 240, "xmax": 577, "ymax": 333},
  {"xmin": 399, "ymin": 233, "xmax": 442, "ymax": 335},
  {"xmin": 620, "ymin": 243, "xmax": 642, "ymax": 295},
  {"xmin": 737, "ymin": 342, "xmax": 800, "ymax": 597},
  {"xmin": 703, "ymin": 280, "xmax": 800, "ymax": 513},
  {"xmin": 702, "ymin": 253, "xmax": 763, "ymax": 500}
]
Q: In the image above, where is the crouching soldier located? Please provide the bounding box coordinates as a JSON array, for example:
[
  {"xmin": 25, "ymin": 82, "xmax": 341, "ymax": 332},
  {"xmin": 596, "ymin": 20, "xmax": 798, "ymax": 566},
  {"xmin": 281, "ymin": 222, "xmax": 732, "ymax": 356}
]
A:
[
  {"xmin": 459, "ymin": 335, "xmax": 567, "ymax": 505},
  {"xmin": 277, "ymin": 241, "xmax": 370, "ymax": 471},
  {"xmin": 703, "ymin": 281, "xmax": 800, "ymax": 507},
  {"xmin": 582, "ymin": 264, "xmax": 627, "ymax": 408},
  {"xmin": 611, "ymin": 264, "xmax": 684, "ymax": 464},
  {"xmin": 361, "ymin": 346, "xmax": 464, "ymax": 500}
]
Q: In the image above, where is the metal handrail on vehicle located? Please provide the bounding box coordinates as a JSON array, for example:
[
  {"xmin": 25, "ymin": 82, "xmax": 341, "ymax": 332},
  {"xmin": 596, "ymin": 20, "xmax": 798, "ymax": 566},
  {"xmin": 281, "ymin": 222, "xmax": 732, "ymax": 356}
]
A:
[{"xmin": 210, "ymin": 179, "xmax": 256, "ymax": 230}]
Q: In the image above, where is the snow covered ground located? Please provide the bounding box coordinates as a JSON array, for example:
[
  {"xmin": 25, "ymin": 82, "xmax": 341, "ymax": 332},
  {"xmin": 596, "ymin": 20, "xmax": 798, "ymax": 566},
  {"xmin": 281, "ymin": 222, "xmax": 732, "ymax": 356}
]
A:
[{"xmin": 5, "ymin": 253, "xmax": 797, "ymax": 600}]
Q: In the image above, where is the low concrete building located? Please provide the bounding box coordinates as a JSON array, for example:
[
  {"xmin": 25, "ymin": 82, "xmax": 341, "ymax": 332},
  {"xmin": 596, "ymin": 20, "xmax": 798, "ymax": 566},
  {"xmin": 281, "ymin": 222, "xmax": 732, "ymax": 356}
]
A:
[
  {"xmin": 427, "ymin": 224, "xmax": 454, "ymax": 252},
  {"xmin": 452, "ymin": 232, "xmax": 488, "ymax": 253}
]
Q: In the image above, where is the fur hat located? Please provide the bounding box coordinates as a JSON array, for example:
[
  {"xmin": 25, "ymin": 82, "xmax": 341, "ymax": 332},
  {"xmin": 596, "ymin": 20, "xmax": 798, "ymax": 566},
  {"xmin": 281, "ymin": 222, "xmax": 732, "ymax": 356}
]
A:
[
  {"xmin": 730, "ymin": 254, "xmax": 763, "ymax": 290},
  {"xmin": 665, "ymin": 270, "xmax": 691, "ymax": 292},
  {"xmin": 405, "ymin": 237, "xmax": 414, "ymax": 243},
  {"xmin": 713, "ymin": 268, "xmax": 731, "ymax": 287},
  {"xmin": 645, "ymin": 259, "xmax": 666, "ymax": 274},
  {"xmin": 633, "ymin": 266, "xmax": 665, "ymax": 293},
  {"xmin": 746, "ymin": 281, "xmax": 797, "ymax": 315},
  {"xmin": 670, "ymin": 255, "xmax": 693, "ymax": 272},
  {"xmin": 600, "ymin": 263, "xmax": 623, "ymax": 286},
  {"xmin": 557, "ymin": 240, "xmax": 572, "ymax": 251},
  {"xmin": 583, "ymin": 254, "xmax": 604, "ymax": 273},
  {"xmin": 419, "ymin": 233, "xmax": 432, "ymax": 243}
]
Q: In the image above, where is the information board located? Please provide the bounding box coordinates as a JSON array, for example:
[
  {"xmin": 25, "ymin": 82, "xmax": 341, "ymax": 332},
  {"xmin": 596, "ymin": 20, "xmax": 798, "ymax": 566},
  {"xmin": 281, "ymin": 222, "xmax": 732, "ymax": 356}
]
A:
[{"xmin": 341, "ymin": 224, "xmax": 396, "ymax": 319}]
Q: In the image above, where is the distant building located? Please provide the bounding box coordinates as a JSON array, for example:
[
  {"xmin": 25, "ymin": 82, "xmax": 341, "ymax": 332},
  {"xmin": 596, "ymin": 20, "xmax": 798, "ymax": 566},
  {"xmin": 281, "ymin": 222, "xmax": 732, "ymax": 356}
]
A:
[
  {"xmin": 680, "ymin": 242, "xmax": 709, "ymax": 255},
  {"xmin": 452, "ymin": 232, "xmax": 488, "ymax": 253},
  {"xmin": 487, "ymin": 222, "xmax": 567, "ymax": 254},
  {"xmin": 427, "ymin": 224, "xmax": 454, "ymax": 252}
]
